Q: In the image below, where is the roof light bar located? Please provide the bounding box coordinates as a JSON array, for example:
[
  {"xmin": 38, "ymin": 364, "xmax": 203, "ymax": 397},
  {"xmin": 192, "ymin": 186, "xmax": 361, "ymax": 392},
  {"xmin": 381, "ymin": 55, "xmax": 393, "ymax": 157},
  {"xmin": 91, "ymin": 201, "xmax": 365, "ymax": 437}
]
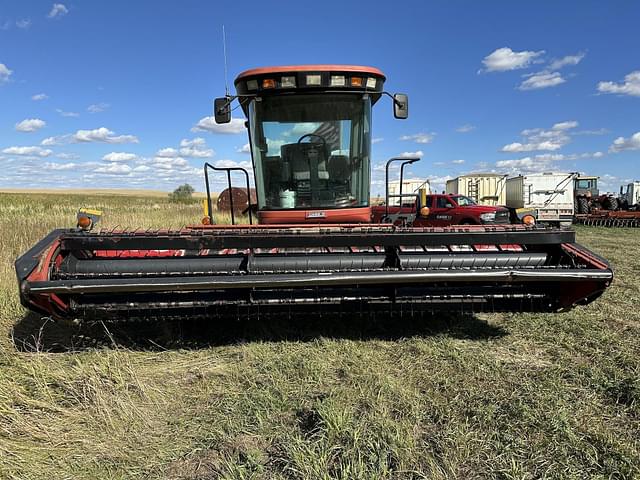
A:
[
  {"xmin": 281, "ymin": 76, "xmax": 296, "ymax": 88},
  {"xmin": 306, "ymin": 74, "xmax": 322, "ymax": 86},
  {"xmin": 237, "ymin": 70, "xmax": 384, "ymax": 94},
  {"xmin": 330, "ymin": 75, "xmax": 346, "ymax": 87}
]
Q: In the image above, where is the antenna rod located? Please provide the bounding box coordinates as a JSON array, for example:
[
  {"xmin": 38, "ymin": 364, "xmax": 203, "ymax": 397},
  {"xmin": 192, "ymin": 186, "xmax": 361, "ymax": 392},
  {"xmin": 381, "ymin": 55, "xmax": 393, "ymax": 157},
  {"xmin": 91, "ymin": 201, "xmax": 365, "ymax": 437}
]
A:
[{"xmin": 222, "ymin": 25, "xmax": 229, "ymax": 97}]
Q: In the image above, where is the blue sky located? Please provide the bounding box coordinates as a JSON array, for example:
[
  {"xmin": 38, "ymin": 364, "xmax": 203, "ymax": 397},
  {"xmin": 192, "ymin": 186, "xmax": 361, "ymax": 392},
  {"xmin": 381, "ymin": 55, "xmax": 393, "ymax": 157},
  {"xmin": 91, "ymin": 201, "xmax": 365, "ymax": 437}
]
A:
[{"xmin": 1, "ymin": 0, "xmax": 639, "ymax": 193}]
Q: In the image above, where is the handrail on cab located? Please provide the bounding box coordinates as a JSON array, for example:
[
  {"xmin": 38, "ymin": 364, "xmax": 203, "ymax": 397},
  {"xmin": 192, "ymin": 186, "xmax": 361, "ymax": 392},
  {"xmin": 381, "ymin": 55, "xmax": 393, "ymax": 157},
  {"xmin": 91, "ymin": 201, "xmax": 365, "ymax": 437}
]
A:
[{"xmin": 203, "ymin": 162, "xmax": 253, "ymax": 225}]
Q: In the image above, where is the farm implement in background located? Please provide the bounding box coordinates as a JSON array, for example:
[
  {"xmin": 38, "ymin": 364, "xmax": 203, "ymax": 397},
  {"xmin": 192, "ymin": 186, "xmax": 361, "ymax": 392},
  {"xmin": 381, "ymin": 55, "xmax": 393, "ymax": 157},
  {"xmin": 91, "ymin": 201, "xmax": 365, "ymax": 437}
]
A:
[
  {"xmin": 574, "ymin": 177, "xmax": 640, "ymax": 227},
  {"xmin": 575, "ymin": 210, "xmax": 640, "ymax": 228}
]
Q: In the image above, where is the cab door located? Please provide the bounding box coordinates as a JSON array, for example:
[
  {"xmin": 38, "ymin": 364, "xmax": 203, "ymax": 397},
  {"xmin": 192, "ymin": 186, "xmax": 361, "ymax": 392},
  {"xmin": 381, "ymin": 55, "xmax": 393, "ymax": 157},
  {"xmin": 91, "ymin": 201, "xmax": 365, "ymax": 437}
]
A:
[{"xmin": 428, "ymin": 195, "xmax": 457, "ymax": 226}]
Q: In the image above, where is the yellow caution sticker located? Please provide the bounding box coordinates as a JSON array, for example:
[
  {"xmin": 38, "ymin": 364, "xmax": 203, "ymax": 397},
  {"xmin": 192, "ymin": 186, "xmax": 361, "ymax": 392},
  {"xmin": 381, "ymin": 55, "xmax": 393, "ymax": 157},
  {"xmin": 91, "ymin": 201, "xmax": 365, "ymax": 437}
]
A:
[{"xmin": 79, "ymin": 208, "xmax": 103, "ymax": 217}]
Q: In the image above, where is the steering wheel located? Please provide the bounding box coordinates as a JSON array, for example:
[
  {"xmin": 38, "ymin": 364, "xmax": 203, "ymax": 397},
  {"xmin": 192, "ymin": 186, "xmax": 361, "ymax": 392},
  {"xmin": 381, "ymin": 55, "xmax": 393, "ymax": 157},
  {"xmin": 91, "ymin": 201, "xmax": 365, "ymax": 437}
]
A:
[{"xmin": 297, "ymin": 133, "xmax": 326, "ymax": 147}]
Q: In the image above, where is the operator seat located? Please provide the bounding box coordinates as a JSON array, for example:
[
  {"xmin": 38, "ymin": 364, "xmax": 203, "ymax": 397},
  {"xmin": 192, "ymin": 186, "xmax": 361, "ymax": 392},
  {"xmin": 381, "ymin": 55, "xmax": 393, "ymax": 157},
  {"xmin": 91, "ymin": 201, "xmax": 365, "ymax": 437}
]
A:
[{"xmin": 281, "ymin": 143, "xmax": 329, "ymax": 181}]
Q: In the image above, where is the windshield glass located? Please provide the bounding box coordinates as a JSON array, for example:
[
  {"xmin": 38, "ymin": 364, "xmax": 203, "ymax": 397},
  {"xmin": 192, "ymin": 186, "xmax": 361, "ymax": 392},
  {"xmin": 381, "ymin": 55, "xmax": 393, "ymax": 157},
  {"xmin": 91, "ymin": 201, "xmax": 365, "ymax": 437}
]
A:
[
  {"xmin": 248, "ymin": 94, "xmax": 371, "ymax": 209},
  {"xmin": 455, "ymin": 195, "xmax": 477, "ymax": 206},
  {"xmin": 576, "ymin": 179, "xmax": 594, "ymax": 189}
]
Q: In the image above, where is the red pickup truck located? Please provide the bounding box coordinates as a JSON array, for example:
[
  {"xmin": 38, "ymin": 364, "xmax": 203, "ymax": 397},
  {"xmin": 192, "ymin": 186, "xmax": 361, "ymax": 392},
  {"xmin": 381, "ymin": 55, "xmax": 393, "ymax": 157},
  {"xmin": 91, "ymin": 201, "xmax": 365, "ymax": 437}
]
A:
[{"xmin": 372, "ymin": 193, "xmax": 514, "ymax": 226}]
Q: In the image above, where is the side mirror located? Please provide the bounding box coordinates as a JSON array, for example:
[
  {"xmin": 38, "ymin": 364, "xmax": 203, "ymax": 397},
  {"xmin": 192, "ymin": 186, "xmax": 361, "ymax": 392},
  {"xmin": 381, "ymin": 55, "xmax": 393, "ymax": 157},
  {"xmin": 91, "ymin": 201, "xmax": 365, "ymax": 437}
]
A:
[
  {"xmin": 393, "ymin": 93, "xmax": 409, "ymax": 119},
  {"xmin": 214, "ymin": 97, "xmax": 231, "ymax": 124}
]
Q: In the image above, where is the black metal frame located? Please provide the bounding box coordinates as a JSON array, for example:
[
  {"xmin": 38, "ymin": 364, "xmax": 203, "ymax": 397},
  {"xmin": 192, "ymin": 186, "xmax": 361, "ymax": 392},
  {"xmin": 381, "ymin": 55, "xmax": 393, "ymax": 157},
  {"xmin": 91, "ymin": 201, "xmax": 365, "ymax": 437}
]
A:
[
  {"xmin": 58, "ymin": 226, "xmax": 576, "ymax": 251},
  {"xmin": 27, "ymin": 268, "xmax": 613, "ymax": 296},
  {"xmin": 384, "ymin": 157, "xmax": 421, "ymax": 218},
  {"xmin": 203, "ymin": 162, "xmax": 253, "ymax": 225}
]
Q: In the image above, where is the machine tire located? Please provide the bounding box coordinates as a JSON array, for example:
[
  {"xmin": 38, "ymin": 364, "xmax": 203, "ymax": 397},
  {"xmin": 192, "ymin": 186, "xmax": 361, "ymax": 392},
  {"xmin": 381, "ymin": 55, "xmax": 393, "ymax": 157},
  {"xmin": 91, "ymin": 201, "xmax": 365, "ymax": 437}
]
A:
[
  {"xmin": 577, "ymin": 197, "xmax": 589, "ymax": 214},
  {"xmin": 603, "ymin": 197, "xmax": 619, "ymax": 211}
]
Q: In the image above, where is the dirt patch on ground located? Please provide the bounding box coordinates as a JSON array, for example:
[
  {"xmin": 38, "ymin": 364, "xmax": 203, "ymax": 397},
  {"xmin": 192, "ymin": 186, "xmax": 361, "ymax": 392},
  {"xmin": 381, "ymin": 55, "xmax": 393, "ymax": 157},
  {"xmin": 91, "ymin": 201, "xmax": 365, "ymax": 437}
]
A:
[{"xmin": 165, "ymin": 434, "xmax": 271, "ymax": 479}]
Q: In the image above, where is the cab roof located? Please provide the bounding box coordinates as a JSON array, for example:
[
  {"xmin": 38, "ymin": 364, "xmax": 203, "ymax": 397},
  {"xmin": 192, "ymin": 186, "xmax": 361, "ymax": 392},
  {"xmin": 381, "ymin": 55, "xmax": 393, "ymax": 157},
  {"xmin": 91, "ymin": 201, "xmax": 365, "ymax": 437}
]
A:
[
  {"xmin": 233, "ymin": 64, "xmax": 386, "ymax": 97},
  {"xmin": 235, "ymin": 65, "xmax": 385, "ymax": 82}
]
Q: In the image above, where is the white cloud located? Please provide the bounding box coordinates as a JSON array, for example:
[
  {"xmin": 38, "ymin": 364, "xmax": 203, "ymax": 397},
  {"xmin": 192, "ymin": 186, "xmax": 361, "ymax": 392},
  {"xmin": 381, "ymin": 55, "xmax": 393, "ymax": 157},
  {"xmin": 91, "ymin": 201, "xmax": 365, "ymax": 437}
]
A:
[
  {"xmin": 87, "ymin": 102, "xmax": 109, "ymax": 113},
  {"xmin": 399, "ymin": 132, "xmax": 435, "ymax": 144},
  {"xmin": 575, "ymin": 128, "xmax": 608, "ymax": 136},
  {"xmin": 180, "ymin": 137, "xmax": 205, "ymax": 148},
  {"xmin": 501, "ymin": 141, "xmax": 561, "ymax": 153},
  {"xmin": 102, "ymin": 152, "xmax": 137, "ymax": 162},
  {"xmin": 180, "ymin": 146, "xmax": 213, "ymax": 158},
  {"xmin": 497, "ymin": 155, "xmax": 565, "ymax": 173},
  {"xmin": 16, "ymin": 19, "xmax": 31, "ymax": 29},
  {"xmin": 282, "ymin": 122, "xmax": 322, "ymax": 138},
  {"xmin": 43, "ymin": 162, "xmax": 76, "ymax": 170},
  {"xmin": 48, "ymin": 3, "xmax": 68, "ymax": 18},
  {"xmin": 519, "ymin": 71, "xmax": 566, "ymax": 90},
  {"xmin": 42, "ymin": 127, "xmax": 138, "ymax": 145},
  {"xmin": 266, "ymin": 138, "xmax": 286, "ymax": 155},
  {"xmin": 452, "ymin": 159, "xmax": 465, "ymax": 165},
  {"xmin": 156, "ymin": 147, "xmax": 179, "ymax": 158},
  {"xmin": 481, "ymin": 47, "xmax": 544, "ymax": 72},
  {"xmin": 55, "ymin": 152, "xmax": 80, "ymax": 160},
  {"xmin": 597, "ymin": 70, "xmax": 640, "ymax": 97},
  {"xmin": 552, "ymin": 121, "xmax": 579, "ymax": 130},
  {"xmin": 32, "ymin": 93, "xmax": 48, "ymax": 101},
  {"xmin": 497, "ymin": 151, "xmax": 604, "ymax": 174},
  {"xmin": 428, "ymin": 175, "xmax": 454, "ymax": 193},
  {"xmin": 609, "ymin": 132, "xmax": 640, "ymax": 153},
  {"xmin": 15, "ymin": 118, "xmax": 46, "ymax": 132},
  {"xmin": 497, "ymin": 157, "xmax": 546, "ymax": 171},
  {"xmin": 397, "ymin": 151, "xmax": 424, "ymax": 159},
  {"xmin": 94, "ymin": 163, "xmax": 132, "ymax": 175},
  {"xmin": 500, "ymin": 121, "xmax": 577, "ymax": 152},
  {"xmin": 133, "ymin": 165, "xmax": 151, "ymax": 172},
  {"xmin": 192, "ymin": 116, "xmax": 246, "ymax": 134},
  {"xmin": 548, "ymin": 53, "xmax": 585, "ymax": 71},
  {"xmin": 372, "ymin": 137, "xmax": 384, "ymax": 144},
  {"xmin": 456, "ymin": 124, "xmax": 475, "ymax": 133},
  {"xmin": 56, "ymin": 108, "xmax": 79, "ymax": 117},
  {"xmin": 236, "ymin": 143, "xmax": 251, "ymax": 153},
  {"xmin": 214, "ymin": 159, "xmax": 253, "ymax": 170},
  {"xmin": 2, "ymin": 146, "xmax": 52, "ymax": 157},
  {"xmin": 153, "ymin": 157, "xmax": 189, "ymax": 169},
  {"xmin": 0, "ymin": 63, "xmax": 13, "ymax": 83},
  {"xmin": 74, "ymin": 127, "xmax": 138, "ymax": 144},
  {"xmin": 596, "ymin": 174, "xmax": 619, "ymax": 191},
  {"xmin": 156, "ymin": 138, "xmax": 214, "ymax": 159},
  {"xmin": 41, "ymin": 136, "xmax": 62, "ymax": 146},
  {"xmin": 179, "ymin": 137, "xmax": 214, "ymax": 158}
]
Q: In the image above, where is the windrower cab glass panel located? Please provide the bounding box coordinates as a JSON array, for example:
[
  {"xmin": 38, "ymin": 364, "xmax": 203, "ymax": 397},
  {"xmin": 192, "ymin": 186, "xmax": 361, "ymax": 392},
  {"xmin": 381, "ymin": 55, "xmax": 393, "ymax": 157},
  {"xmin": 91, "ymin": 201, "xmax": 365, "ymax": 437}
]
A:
[{"xmin": 232, "ymin": 65, "xmax": 389, "ymax": 224}]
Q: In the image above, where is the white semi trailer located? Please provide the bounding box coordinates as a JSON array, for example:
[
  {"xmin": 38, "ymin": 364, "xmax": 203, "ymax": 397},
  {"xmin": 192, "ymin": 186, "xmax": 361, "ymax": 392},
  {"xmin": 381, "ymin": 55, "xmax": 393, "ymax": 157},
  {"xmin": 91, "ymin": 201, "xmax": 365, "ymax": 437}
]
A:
[
  {"xmin": 445, "ymin": 173, "xmax": 508, "ymax": 206},
  {"xmin": 387, "ymin": 178, "xmax": 430, "ymax": 206},
  {"xmin": 506, "ymin": 172, "xmax": 576, "ymax": 226}
]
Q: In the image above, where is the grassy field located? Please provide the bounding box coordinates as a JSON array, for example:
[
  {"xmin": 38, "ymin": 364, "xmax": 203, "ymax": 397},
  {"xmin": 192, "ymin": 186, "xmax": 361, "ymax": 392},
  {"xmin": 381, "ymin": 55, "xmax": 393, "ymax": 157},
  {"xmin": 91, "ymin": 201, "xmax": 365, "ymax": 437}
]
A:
[
  {"xmin": 0, "ymin": 188, "xmax": 208, "ymax": 198},
  {"xmin": 0, "ymin": 192, "xmax": 639, "ymax": 479}
]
